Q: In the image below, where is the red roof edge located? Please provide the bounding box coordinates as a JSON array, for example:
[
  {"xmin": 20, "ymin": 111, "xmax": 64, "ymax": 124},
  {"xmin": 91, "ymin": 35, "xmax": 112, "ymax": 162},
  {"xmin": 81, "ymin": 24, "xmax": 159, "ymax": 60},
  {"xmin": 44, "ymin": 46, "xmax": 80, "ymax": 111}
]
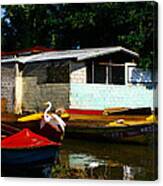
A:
[{"xmin": 1, "ymin": 46, "xmax": 57, "ymax": 56}]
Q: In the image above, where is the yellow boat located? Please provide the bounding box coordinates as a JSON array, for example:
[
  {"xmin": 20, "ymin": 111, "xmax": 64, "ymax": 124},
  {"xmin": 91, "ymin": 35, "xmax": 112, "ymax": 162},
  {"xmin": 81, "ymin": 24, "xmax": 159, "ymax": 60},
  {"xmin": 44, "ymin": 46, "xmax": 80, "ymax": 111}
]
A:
[
  {"xmin": 106, "ymin": 114, "xmax": 157, "ymax": 127},
  {"xmin": 17, "ymin": 112, "xmax": 70, "ymax": 122},
  {"xmin": 66, "ymin": 114, "xmax": 157, "ymax": 145}
]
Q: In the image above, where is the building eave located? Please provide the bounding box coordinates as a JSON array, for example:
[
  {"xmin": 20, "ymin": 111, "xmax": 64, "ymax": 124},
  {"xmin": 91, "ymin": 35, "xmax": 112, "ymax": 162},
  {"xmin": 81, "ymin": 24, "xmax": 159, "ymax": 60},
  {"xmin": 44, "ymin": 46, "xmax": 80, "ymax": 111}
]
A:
[{"xmin": 1, "ymin": 46, "xmax": 139, "ymax": 64}]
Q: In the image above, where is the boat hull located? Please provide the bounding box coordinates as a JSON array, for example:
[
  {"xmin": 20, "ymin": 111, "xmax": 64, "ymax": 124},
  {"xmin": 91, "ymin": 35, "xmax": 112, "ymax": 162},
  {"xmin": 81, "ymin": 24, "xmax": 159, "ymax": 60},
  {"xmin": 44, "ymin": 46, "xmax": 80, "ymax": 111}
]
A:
[
  {"xmin": 66, "ymin": 123, "xmax": 157, "ymax": 145},
  {"xmin": 1, "ymin": 128, "xmax": 61, "ymax": 177},
  {"xmin": 1, "ymin": 146, "xmax": 60, "ymax": 166}
]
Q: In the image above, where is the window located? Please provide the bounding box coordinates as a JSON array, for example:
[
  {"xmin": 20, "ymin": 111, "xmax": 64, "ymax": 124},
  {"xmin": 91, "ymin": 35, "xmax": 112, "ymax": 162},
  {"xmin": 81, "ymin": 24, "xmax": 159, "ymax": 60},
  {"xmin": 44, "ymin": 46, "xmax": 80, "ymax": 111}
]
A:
[
  {"xmin": 87, "ymin": 63, "xmax": 92, "ymax": 83},
  {"xmin": 46, "ymin": 62, "xmax": 69, "ymax": 83},
  {"xmin": 87, "ymin": 61, "xmax": 125, "ymax": 85},
  {"xmin": 112, "ymin": 66, "xmax": 124, "ymax": 84},
  {"xmin": 94, "ymin": 64, "xmax": 106, "ymax": 83}
]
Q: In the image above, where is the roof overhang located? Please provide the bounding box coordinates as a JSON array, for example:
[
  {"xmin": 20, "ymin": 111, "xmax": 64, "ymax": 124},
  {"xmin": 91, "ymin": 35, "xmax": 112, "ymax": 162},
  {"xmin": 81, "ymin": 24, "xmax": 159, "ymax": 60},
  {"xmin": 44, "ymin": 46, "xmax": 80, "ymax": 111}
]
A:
[{"xmin": 1, "ymin": 46, "xmax": 139, "ymax": 64}]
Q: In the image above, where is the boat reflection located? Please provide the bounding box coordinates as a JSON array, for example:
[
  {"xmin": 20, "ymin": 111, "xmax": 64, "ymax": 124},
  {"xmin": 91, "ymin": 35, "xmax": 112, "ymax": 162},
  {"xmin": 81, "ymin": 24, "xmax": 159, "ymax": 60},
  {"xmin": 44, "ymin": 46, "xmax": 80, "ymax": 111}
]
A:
[
  {"xmin": 62, "ymin": 153, "xmax": 145, "ymax": 180},
  {"xmin": 58, "ymin": 138, "xmax": 157, "ymax": 180}
]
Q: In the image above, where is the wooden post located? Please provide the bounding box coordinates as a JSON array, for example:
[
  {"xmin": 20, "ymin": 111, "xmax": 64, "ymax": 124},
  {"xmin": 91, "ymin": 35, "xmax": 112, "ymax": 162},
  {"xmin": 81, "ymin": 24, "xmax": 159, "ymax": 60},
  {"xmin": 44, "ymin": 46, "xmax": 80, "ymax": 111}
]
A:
[
  {"xmin": 14, "ymin": 63, "xmax": 23, "ymax": 114},
  {"xmin": 106, "ymin": 65, "xmax": 109, "ymax": 84},
  {"xmin": 109, "ymin": 60, "xmax": 112, "ymax": 84},
  {"xmin": 92, "ymin": 61, "xmax": 94, "ymax": 83}
]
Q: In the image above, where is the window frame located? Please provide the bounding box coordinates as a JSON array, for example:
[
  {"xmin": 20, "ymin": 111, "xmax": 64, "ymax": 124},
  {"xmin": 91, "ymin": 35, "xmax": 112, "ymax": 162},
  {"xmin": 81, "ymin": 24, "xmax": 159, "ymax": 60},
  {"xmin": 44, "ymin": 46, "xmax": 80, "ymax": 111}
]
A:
[{"xmin": 87, "ymin": 61, "xmax": 125, "ymax": 85}]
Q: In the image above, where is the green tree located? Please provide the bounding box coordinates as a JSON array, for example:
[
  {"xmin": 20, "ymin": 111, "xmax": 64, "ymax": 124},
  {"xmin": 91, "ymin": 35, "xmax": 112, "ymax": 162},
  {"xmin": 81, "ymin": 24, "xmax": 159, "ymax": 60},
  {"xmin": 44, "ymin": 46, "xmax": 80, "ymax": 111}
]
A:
[{"xmin": 1, "ymin": 2, "xmax": 157, "ymax": 69}]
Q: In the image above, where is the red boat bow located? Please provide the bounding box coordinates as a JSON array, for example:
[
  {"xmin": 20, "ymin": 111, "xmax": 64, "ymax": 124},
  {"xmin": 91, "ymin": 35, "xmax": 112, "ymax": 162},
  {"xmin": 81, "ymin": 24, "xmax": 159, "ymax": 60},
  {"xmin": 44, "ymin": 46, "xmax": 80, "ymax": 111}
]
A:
[{"xmin": 1, "ymin": 128, "xmax": 61, "ymax": 149}]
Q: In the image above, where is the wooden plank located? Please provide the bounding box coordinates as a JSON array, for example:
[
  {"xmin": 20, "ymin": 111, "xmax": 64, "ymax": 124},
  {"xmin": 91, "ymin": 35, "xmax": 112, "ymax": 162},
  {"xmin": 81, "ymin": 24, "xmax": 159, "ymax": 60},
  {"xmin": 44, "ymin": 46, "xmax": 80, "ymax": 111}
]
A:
[{"xmin": 1, "ymin": 98, "xmax": 7, "ymax": 113}]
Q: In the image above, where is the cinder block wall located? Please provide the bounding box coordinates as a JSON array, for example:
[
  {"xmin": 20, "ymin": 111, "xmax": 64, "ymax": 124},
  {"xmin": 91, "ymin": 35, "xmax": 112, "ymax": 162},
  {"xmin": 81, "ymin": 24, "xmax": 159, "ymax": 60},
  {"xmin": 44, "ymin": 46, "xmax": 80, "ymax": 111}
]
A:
[
  {"xmin": 22, "ymin": 60, "xmax": 88, "ymax": 112},
  {"xmin": 22, "ymin": 77, "xmax": 70, "ymax": 112},
  {"xmin": 70, "ymin": 83, "xmax": 157, "ymax": 110},
  {"xmin": 70, "ymin": 62, "xmax": 86, "ymax": 83},
  {"xmin": 1, "ymin": 64, "xmax": 16, "ymax": 112},
  {"xmin": 22, "ymin": 62, "xmax": 70, "ymax": 112}
]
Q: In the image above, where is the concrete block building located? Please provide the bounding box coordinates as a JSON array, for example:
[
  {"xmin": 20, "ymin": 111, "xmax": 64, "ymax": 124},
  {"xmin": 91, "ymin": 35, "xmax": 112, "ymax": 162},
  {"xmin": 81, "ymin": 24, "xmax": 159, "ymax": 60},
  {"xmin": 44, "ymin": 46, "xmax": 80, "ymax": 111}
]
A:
[{"xmin": 1, "ymin": 46, "xmax": 157, "ymax": 114}]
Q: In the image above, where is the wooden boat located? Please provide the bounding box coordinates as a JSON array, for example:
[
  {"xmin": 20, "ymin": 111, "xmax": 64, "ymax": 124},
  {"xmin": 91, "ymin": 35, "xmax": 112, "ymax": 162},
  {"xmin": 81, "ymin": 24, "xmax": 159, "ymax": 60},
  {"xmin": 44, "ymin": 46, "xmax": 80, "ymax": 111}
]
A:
[
  {"xmin": 66, "ymin": 123, "xmax": 157, "ymax": 145},
  {"xmin": 66, "ymin": 114, "xmax": 158, "ymax": 145},
  {"xmin": 1, "ymin": 128, "xmax": 61, "ymax": 167},
  {"xmin": 1, "ymin": 111, "xmax": 70, "ymax": 142},
  {"xmin": 1, "ymin": 123, "xmax": 21, "ymax": 140},
  {"xmin": 1, "ymin": 109, "xmax": 157, "ymax": 144},
  {"xmin": 66, "ymin": 107, "xmax": 153, "ymax": 116},
  {"xmin": 103, "ymin": 107, "xmax": 152, "ymax": 115},
  {"xmin": 17, "ymin": 112, "xmax": 70, "ymax": 123}
]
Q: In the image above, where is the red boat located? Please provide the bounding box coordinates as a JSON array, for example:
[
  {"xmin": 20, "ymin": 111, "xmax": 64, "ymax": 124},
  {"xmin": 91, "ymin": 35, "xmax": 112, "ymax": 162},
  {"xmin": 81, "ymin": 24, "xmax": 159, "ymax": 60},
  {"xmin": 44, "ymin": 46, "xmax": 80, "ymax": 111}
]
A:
[{"xmin": 1, "ymin": 128, "xmax": 61, "ymax": 173}]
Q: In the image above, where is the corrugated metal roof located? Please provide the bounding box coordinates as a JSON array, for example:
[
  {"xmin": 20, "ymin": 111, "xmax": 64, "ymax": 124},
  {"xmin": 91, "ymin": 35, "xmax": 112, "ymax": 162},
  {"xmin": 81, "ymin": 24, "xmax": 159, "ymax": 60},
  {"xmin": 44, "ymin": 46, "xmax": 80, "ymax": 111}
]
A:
[{"xmin": 1, "ymin": 46, "xmax": 139, "ymax": 64}]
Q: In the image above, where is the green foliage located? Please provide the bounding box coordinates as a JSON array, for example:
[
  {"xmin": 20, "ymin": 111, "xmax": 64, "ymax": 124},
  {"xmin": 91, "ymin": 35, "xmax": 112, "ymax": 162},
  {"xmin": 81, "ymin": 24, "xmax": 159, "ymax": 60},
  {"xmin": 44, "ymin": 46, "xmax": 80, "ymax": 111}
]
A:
[
  {"xmin": 139, "ymin": 57, "xmax": 153, "ymax": 70},
  {"xmin": 51, "ymin": 164, "xmax": 88, "ymax": 178},
  {"xmin": 1, "ymin": 2, "xmax": 157, "ymax": 68}
]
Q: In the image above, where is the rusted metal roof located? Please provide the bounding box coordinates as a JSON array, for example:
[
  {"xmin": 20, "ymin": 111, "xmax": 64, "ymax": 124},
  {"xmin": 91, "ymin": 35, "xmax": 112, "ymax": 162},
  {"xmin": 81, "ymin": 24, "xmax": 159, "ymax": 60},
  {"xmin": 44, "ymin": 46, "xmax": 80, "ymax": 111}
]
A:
[
  {"xmin": 1, "ymin": 46, "xmax": 139, "ymax": 64},
  {"xmin": 1, "ymin": 46, "xmax": 57, "ymax": 56}
]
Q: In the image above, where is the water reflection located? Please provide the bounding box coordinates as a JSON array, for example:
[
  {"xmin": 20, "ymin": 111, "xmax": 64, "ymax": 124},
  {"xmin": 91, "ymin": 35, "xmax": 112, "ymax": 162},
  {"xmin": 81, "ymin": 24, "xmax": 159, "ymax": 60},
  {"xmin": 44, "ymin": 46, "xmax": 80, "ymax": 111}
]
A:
[
  {"xmin": 57, "ymin": 138, "xmax": 157, "ymax": 180},
  {"xmin": 69, "ymin": 154, "xmax": 105, "ymax": 170},
  {"xmin": 2, "ymin": 164, "xmax": 53, "ymax": 178},
  {"xmin": 61, "ymin": 152, "xmax": 146, "ymax": 180},
  {"xmin": 2, "ymin": 137, "xmax": 157, "ymax": 180}
]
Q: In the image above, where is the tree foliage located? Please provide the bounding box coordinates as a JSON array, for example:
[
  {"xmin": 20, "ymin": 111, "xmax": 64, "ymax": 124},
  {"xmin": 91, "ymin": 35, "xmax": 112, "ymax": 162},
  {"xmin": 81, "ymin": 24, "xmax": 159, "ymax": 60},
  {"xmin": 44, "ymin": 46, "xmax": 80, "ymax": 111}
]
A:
[{"xmin": 1, "ymin": 2, "xmax": 157, "ymax": 68}]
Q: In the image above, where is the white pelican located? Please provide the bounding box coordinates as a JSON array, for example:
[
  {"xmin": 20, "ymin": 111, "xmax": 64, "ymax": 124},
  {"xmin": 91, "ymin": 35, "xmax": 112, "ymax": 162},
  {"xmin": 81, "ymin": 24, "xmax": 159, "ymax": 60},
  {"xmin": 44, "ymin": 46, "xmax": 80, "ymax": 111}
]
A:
[
  {"xmin": 88, "ymin": 162, "xmax": 99, "ymax": 169},
  {"xmin": 123, "ymin": 165, "xmax": 134, "ymax": 180},
  {"xmin": 88, "ymin": 162, "xmax": 99, "ymax": 177},
  {"xmin": 40, "ymin": 101, "xmax": 66, "ymax": 134},
  {"xmin": 43, "ymin": 101, "xmax": 52, "ymax": 123}
]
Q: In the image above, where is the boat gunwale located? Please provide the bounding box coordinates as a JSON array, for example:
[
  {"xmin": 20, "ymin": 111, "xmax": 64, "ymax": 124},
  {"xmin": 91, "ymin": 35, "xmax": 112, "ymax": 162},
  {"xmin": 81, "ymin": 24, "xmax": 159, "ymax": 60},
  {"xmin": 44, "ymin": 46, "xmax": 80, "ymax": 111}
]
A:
[{"xmin": 1, "ymin": 142, "xmax": 62, "ymax": 150}]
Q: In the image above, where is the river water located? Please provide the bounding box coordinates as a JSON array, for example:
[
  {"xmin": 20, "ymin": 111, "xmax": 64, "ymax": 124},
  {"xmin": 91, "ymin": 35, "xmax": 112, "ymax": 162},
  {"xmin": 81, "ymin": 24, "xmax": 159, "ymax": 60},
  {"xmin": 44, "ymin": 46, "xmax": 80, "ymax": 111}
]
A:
[
  {"xmin": 2, "ymin": 137, "xmax": 157, "ymax": 180},
  {"xmin": 53, "ymin": 138, "xmax": 158, "ymax": 180}
]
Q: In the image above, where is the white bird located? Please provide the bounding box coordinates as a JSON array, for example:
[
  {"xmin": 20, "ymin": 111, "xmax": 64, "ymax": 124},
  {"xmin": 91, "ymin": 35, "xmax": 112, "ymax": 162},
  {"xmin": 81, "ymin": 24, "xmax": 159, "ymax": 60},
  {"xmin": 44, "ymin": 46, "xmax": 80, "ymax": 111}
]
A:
[
  {"xmin": 123, "ymin": 165, "xmax": 134, "ymax": 180},
  {"xmin": 88, "ymin": 162, "xmax": 99, "ymax": 168},
  {"xmin": 88, "ymin": 162, "xmax": 99, "ymax": 178},
  {"xmin": 40, "ymin": 101, "xmax": 66, "ymax": 133},
  {"xmin": 43, "ymin": 101, "xmax": 52, "ymax": 123},
  {"xmin": 116, "ymin": 119, "xmax": 125, "ymax": 124}
]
